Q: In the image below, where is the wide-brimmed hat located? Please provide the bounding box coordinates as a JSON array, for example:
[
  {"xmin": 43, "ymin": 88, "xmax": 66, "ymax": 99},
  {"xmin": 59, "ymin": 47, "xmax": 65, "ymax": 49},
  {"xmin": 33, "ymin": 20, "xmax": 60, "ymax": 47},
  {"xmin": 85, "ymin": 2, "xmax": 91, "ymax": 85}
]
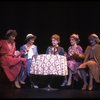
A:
[
  {"xmin": 89, "ymin": 34, "xmax": 99, "ymax": 38},
  {"xmin": 25, "ymin": 33, "xmax": 37, "ymax": 40},
  {"xmin": 6, "ymin": 29, "xmax": 17, "ymax": 37}
]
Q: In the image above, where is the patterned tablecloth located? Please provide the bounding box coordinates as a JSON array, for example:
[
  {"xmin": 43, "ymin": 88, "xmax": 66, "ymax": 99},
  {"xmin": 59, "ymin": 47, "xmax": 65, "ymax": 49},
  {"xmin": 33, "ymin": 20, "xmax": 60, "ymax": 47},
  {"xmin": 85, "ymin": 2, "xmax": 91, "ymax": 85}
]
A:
[{"xmin": 30, "ymin": 54, "xmax": 68, "ymax": 76}]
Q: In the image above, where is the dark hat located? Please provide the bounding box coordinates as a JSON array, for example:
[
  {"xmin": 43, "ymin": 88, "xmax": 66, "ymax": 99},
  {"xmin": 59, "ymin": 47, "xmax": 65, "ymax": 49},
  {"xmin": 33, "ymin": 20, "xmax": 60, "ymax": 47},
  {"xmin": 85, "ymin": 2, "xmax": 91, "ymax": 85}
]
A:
[{"xmin": 6, "ymin": 29, "xmax": 17, "ymax": 37}]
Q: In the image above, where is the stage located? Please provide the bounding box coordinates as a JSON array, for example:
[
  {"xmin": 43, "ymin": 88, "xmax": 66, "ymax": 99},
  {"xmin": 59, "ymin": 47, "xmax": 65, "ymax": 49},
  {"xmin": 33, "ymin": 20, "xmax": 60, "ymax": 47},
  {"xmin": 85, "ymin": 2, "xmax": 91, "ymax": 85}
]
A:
[{"xmin": 0, "ymin": 75, "xmax": 100, "ymax": 98}]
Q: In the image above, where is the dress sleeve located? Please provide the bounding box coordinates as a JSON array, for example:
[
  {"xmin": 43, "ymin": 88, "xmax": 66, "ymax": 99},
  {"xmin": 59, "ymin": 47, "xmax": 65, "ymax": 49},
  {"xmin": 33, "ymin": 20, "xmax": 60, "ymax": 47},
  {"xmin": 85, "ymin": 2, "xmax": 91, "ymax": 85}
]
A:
[
  {"xmin": 59, "ymin": 47, "xmax": 65, "ymax": 56},
  {"xmin": 46, "ymin": 46, "xmax": 50, "ymax": 54}
]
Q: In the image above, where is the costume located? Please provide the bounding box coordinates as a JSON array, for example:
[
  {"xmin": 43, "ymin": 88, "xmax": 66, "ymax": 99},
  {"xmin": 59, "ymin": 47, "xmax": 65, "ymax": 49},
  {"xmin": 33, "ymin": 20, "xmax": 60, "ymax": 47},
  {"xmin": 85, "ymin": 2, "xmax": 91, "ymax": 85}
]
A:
[
  {"xmin": 78, "ymin": 44, "xmax": 100, "ymax": 83},
  {"xmin": 0, "ymin": 39, "xmax": 26, "ymax": 81},
  {"xmin": 46, "ymin": 46, "xmax": 64, "ymax": 55},
  {"xmin": 20, "ymin": 44, "xmax": 38, "ymax": 76},
  {"xmin": 67, "ymin": 45, "xmax": 83, "ymax": 72}
]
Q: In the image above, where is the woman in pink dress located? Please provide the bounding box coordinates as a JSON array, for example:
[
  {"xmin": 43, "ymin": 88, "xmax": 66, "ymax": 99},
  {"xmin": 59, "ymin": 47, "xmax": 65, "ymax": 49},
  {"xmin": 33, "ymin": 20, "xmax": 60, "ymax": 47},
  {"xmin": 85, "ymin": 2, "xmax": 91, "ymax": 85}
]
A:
[
  {"xmin": 61, "ymin": 33, "xmax": 84, "ymax": 87},
  {"xmin": 67, "ymin": 34, "xmax": 84, "ymax": 86},
  {"xmin": 0, "ymin": 29, "xmax": 26, "ymax": 88}
]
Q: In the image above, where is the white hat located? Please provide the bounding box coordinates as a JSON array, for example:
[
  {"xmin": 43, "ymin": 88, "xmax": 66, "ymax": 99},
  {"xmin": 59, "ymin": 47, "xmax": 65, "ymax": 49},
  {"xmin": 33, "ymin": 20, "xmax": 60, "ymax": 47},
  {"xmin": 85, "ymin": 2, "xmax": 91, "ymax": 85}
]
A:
[
  {"xmin": 89, "ymin": 33, "xmax": 100, "ymax": 44},
  {"xmin": 90, "ymin": 34, "xmax": 99, "ymax": 38},
  {"xmin": 25, "ymin": 33, "xmax": 36, "ymax": 40}
]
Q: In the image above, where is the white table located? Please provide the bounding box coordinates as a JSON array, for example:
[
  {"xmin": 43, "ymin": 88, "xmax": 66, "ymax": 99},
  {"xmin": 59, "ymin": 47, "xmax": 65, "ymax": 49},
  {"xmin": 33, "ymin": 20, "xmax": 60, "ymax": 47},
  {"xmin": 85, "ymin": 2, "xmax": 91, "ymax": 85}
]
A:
[{"xmin": 30, "ymin": 54, "xmax": 68, "ymax": 76}]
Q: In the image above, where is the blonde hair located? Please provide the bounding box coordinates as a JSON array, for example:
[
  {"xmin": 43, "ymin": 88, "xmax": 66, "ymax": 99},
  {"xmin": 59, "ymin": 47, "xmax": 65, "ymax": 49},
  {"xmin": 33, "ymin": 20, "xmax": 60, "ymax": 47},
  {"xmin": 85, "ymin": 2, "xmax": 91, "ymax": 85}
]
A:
[
  {"xmin": 88, "ymin": 33, "xmax": 100, "ymax": 44},
  {"xmin": 70, "ymin": 33, "xmax": 80, "ymax": 44}
]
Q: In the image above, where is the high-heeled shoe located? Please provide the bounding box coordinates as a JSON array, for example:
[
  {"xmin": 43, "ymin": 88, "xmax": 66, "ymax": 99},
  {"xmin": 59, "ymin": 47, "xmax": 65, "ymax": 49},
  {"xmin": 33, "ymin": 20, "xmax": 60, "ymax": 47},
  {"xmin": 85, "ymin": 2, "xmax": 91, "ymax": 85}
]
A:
[
  {"xmin": 31, "ymin": 83, "xmax": 39, "ymax": 88},
  {"xmin": 88, "ymin": 85, "xmax": 93, "ymax": 91},
  {"xmin": 82, "ymin": 84, "xmax": 88, "ymax": 90},
  {"xmin": 66, "ymin": 81, "xmax": 71, "ymax": 86},
  {"xmin": 60, "ymin": 80, "xmax": 67, "ymax": 87},
  {"xmin": 20, "ymin": 80, "xmax": 26, "ymax": 85},
  {"xmin": 14, "ymin": 80, "xmax": 21, "ymax": 89}
]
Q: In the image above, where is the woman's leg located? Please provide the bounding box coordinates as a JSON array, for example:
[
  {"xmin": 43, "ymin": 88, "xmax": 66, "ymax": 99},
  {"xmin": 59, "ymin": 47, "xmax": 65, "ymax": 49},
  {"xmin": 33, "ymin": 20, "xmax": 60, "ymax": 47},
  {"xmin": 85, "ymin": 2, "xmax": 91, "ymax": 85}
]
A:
[
  {"xmin": 88, "ymin": 70, "xmax": 93, "ymax": 91},
  {"xmin": 67, "ymin": 69, "xmax": 73, "ymax": 86},
  {"xmin": 80, "ymin": 69, "xmax": 88, "ymax": 90},
  {"xmin": 14, "ymin": 77, "xmax": 21, "ymax": 88},
  {"xmin": 60, "ymin": 75, "xmax": 67, "ymax": 86},
  {"xmin": 27, "ymin": 59, "xmax": 31, "ymax": 77},
  {"xmin": 18, "ymin": 63, "xmax": 27, "ymax": 84},
  {"xmin": 78, "ymin": 62, "xmax": 89, "ymax": 90}
]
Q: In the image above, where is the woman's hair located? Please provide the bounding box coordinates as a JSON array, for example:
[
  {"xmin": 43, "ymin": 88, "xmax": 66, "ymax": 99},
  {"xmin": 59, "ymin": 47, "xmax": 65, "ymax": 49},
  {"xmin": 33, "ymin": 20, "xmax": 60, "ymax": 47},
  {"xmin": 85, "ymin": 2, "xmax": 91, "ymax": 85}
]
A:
[
  {"xmin": 88, "ymin": 33, "xmax": 100, "ymax": 44},
  {"xmin": 6, "ymin": 29, "xmax": 17, "ymax": 38},
  {"xmin": 70, "ymin": 33, "xmax": 80, "ymax": 44},
  {"xmin": 51, "ymin": 34, "xmax": 60, "ymax": 43}
]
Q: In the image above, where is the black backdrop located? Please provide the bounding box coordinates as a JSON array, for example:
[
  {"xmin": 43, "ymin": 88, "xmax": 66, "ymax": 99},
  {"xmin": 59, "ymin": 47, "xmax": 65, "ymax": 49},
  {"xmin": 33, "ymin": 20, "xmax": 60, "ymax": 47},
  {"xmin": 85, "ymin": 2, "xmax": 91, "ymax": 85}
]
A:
[{"xmin": 0, "ymin": 1, "xmax": 100, "ymax": 53}]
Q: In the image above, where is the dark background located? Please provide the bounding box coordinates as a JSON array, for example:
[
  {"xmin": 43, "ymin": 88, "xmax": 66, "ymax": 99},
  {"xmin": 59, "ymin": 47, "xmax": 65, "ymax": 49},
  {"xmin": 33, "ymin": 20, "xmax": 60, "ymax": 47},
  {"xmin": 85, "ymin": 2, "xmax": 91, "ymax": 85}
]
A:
[{"xmin": 0, "ymin": 1, "xmax": 100, "ymax": 53}]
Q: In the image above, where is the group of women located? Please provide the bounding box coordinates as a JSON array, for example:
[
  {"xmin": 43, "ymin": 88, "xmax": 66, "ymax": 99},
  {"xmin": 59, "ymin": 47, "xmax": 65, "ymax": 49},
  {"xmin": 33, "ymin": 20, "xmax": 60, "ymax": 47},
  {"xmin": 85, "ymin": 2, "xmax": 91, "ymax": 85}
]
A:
[{"xmin": 0, "ymin": 29, "xmax": 100, "ymax": 91}]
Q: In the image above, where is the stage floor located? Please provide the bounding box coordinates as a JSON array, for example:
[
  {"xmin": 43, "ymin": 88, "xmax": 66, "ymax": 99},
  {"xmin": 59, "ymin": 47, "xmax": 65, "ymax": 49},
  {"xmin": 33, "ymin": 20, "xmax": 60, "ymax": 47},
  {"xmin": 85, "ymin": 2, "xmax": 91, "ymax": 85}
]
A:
[
  {"xmin": 0, "ymin": 82, "xmax": 100, "ymax": 98},
  {"xmin": 0, "ymin": 75, "xmax": 100, "ymax": 98}
]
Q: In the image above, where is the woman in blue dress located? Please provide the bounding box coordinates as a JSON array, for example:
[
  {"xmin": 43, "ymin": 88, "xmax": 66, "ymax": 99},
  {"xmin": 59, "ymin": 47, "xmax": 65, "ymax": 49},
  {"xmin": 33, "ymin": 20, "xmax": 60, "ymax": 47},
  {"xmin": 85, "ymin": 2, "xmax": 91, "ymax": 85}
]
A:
[{"xmin": 20, "ymin": 33, "xmax": 39, "ymax": 88}]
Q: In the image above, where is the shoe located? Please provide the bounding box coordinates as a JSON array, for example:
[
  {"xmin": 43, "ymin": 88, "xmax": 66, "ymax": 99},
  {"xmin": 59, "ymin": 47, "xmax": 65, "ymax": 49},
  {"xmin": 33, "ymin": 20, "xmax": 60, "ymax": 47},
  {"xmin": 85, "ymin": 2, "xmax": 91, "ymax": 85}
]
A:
[
  {"xmin": 82, "ymin": 84, "xmax": 88, "ymax": 90},
  {"xmin": 61, "ymin": 80, "xmax": 67, "ymax": 87},
  {"xmin": 14, "ymin": 80, "xmax": 21, "ymax": 89},
  {"xmin": 66, "ymin": 80, "xmax": 71, "ymax": 86},
  {"xmin": 20, "ymin": 80, "xmax": 26, "ymax": 84},
  {"xmin": 33, "ymin": 85, "xmax": 39, "ymax": 88},
  {"xmin": 88, "ymin": 85, "xmax": 93, "ymax": 91},
  {"xmin": 66, "ymin": 82, "xmax": 71, "ymax": 86},
  {"xmin": 31, "ymin": 83, "xmax": 39, "ymax": 88}
]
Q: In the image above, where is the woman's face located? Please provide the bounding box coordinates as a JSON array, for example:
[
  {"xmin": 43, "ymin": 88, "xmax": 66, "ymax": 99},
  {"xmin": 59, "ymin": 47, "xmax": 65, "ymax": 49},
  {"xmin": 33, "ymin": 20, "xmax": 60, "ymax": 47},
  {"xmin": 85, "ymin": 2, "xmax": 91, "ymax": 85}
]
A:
[
  {"xmin": 89, "ymin": 38, "xmax": 96, "ymax": 46},
  {"xmin": 52, "ymin": 38, "xmax": 59, "ymax": 46},
  {"xmin": 28, "ymin": 38, "xmax": 35, "ymax": 45},
  {"xmin": 70, "ymin": 37, "xmax": 77, "ymax": 46},
  {"xmin": 8, "ymin": 35, "xmax": 16, "ymax": 42}
]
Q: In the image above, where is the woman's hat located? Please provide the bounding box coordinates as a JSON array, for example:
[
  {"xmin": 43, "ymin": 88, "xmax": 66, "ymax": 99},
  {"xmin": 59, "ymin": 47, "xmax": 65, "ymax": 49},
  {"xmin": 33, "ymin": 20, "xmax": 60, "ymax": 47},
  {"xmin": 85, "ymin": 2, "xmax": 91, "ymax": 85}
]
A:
[
  {"xmin": 25, "ymin": 33, "xmax": 37, "ymax": 40},
  {"xmin": 89, "ymin": 33, "xmax": 100, "ymax": 44},
  {"xmin": 90, "ymin": 34, "xmax": 99, "ymax": 38},
  {"xmin": 6, "ymin": 29, "xmax": 17, "ymax": 37}
]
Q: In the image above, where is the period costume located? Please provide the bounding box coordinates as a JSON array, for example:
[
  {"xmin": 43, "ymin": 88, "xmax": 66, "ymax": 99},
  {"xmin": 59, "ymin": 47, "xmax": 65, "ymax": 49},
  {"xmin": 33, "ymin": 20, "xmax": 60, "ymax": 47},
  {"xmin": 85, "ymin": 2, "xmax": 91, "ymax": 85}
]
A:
[
  {"xmin": 67, "ymin": 45, "xmax": 84, "ymax": 72},
  {"xmin": 0, "ymin": 39, "xmax": 26, "ymax": 81},
  {"xmin": 46, "ymin": 46, "xmax": 64, "ymax": 55},
  {"xmin": 78, "ymin": 44, "xmax": 100, "ymax": 83},
  {"xmin": 20, "ymin": 44, "xmax": 38, "ymax": 76}
]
